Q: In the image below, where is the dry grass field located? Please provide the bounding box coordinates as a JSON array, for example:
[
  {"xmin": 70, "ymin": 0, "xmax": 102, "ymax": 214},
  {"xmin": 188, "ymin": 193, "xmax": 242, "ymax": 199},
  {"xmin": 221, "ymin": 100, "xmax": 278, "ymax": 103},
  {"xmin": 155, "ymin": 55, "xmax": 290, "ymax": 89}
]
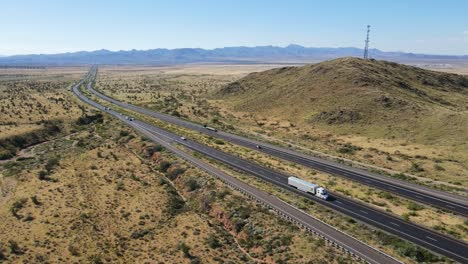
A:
[{"xmin": 0, "ymin": 68, "xmax": 362, "ymax": 263}]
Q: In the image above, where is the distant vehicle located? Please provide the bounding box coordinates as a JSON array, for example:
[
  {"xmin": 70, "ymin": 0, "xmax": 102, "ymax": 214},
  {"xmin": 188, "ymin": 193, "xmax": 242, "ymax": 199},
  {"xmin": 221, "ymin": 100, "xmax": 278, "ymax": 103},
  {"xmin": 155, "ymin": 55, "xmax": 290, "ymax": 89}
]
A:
[
  {"xmin": 256, "ymin": 145, "xmax": 262, "ymax": 149},
  {"xmin": 205, "ymin": 126, "xmax": 218, "ymax": 132},
  {"xmin": 288, "ymin": 177, "xmax": 329, "ymax": 200},
  {"xmin": 180, "ymin": 136, "xmax": 187, "ymax": 140},
  {"xmin": 125, "ymin": 116, "xmax": 129, "ymax": 120},
  {"xmin": 129, "ymin": 117, "xmax": 134, "ymax": 121}
]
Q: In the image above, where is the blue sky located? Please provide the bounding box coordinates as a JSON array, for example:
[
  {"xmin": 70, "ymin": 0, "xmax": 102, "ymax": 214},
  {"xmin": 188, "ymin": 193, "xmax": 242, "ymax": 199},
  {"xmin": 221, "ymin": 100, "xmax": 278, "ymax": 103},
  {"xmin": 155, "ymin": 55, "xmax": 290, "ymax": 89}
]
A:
[{"xmin": 1, "ymin": 0, "xmax": 467, "ymax": 55}]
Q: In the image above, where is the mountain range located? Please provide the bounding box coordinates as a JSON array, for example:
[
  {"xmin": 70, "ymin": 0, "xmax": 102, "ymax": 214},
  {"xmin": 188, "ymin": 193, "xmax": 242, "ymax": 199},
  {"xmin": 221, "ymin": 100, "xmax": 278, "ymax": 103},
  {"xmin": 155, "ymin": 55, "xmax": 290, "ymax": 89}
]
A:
[{"xmin": 0, "ymin": 44, "xmax": 467, "ymax": 65}]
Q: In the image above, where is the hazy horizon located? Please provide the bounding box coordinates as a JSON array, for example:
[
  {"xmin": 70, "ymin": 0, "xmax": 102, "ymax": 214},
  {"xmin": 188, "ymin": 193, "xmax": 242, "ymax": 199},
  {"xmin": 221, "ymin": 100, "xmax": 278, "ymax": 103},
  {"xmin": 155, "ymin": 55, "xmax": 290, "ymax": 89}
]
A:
[
  {"xmin": 1, "ymin": 0, "xmax": 467, "ymax": 56},
  {"xmin": 1, "ymin": 44, "xmax": 468, "ymax": 57}
]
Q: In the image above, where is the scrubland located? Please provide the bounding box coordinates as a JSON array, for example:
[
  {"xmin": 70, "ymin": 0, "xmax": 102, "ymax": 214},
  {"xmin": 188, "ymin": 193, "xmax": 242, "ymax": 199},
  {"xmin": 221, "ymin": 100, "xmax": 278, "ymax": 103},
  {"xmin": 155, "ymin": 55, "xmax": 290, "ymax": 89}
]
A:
[{"xmin": 1, "ymin": 67, "xmax": 358, "ymax": 263}]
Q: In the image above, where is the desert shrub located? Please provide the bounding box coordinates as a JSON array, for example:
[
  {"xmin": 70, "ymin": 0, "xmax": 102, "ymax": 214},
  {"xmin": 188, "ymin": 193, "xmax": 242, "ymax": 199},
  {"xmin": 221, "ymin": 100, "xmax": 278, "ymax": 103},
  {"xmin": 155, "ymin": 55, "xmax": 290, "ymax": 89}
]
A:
[
  {"xmin": 38, "ymin": 170, "xmax": 49, "ymax": 181},
  {"xmin": 378, "ymin": 191, "xmax": 395, "ymax": 200},
  {"xmin": 8, "ymin": 240, "xmax": 22, "ymax": 255},
  {"xmin": 158, "ymin": 161, "xmax": 172, "ymax": 172},
  {"xmin": 116, "ymin": 181, "xmax": 125, "ymax": 191},
  {"xmin": 167, "ymin": 189, "xmax": 185, "ymax": 216},
  {"xmin": 177, "ymin": 242, "xmax": 192, "ymax": 258},
  {"xmin": 407, "ymin": 201, "xmax": 424, "ymax": 211},
  {"xmin": 186, "ymin": 178, "xmax": 201, "ymax": 191},
  {"xmin": 433, "ymin": 164, "xmax": 445, "ymax": 171},
  {"xmin": 206, "ymin": 234, "xmax": 222, "ymax": 249},
  {"xmin": 337, "ymin": 143, "xmax": 362, "ymax": 154},
  {"xmin": 68, "ymin": 244, "xmax": 80, "ymax": 256},
  {"xmin": 393, "ymin": 173, "xmax": 416, "ymax": 181},
  {"xmin": 76, "ymin": 113, "xmax": 103, "ymax": 125},
  {"xmin": 410, "ymin": 163, "xmax": 424, "ymax": 173},
  {"xmin": 214, "ymin": 139, "xmax": 225, "ymax": 145},
  {"xmin": 146, "ymin": 145, "xmax": 164, "ymax": 156},
  {"xmin": 167, "ymin": 167, "xmax": 186, "ymax": 180},
  {"xmin": 45, "ymin": 157, "xmax": 59, "ymax": 172},
  {"xmin": 10, "ymin": 198, "xmax": 27, "ymax": 219},
  {"xmin": 119, "ymin": 130, "xmax": 129, "ymax": 137},
  {"xmin": 88, "ymin": 255, "xmax": 103, "ymax": 264},
  {"xmin": 130, "ymin": 229, "xmax": 151, "ymax": 239},
  {"xmin": 0, "ymin": 151, "xmax": 14, "ymax": 160}
]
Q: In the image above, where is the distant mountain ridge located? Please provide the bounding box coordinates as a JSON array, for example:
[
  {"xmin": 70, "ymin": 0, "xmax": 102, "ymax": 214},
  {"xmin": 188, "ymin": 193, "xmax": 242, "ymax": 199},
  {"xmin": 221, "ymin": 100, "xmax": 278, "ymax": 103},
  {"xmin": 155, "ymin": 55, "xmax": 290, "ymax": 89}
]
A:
[{"xmin": 0, "ymin": 44, "xmax": 467, "ymax": 65}]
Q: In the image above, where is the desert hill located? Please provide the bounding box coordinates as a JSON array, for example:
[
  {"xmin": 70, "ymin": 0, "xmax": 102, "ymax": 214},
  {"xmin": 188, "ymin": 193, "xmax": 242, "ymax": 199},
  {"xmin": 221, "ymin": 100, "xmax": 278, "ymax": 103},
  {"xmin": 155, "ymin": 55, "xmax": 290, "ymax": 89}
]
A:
[{"xmin": 218, "ymin": 57, "xmax": 468, "ymax": 145}]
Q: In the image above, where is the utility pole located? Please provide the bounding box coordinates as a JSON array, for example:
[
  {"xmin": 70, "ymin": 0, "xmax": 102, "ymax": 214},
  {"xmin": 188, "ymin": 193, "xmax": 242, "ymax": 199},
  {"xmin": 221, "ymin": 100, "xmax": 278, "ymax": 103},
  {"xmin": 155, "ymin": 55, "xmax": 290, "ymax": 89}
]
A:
[{"xmin": 363, "ymin": 25, "xmax": 371, "ymax": 59}]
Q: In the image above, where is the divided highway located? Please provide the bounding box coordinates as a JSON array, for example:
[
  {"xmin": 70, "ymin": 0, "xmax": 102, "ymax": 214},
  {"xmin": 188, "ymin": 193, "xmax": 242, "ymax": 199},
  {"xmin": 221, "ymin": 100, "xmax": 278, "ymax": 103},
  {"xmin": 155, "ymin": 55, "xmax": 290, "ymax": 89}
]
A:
[
  {"xmin": 85, "ymin": 70, "xmax": 468, "ymax": 217},
  {"xmin": 79, "ymin": 68, "xmax": 468, "ymax": 263},
  {"xmin": 72, "ymin": 70, "xmax": 401, "ymax": 264}
]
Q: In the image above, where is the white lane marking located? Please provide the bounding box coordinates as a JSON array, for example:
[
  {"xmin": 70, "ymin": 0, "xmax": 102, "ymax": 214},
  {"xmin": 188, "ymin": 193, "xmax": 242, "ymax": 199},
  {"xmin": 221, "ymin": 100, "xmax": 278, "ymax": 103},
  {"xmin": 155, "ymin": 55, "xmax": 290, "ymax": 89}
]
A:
[
  {"xmin": 360, "ymin": 210, "xmax": 369, "ymax": 214},
  {"xmin": 390, "ymin": 222, "xmax": 400, "ymax": 227},
  {"xmin": 426, "ymin": 236, "xmax": 437, "ymax": 242},
  {"xmin": 335, "ymin": 201, "xmax": 343, "ymax": 204},
  {"xmin": 446, "ymin": 205, "xmax": 455, "ymax": 209}
]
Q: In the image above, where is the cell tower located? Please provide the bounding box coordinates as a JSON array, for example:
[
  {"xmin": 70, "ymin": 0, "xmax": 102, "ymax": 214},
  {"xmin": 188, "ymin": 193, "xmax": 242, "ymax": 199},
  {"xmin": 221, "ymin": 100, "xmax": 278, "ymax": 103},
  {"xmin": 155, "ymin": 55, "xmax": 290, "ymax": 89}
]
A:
[{"xmin": 363, "ymin": 25, "xmax": 371, "ymax": 59}]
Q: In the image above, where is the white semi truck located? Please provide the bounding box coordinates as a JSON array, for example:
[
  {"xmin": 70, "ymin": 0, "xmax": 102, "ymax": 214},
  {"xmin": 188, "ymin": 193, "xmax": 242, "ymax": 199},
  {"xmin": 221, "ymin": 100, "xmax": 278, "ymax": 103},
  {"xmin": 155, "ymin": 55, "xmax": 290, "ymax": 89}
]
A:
[{"xmin": 288, "ymin": 177, "xmax": 329, "ymax": 200}]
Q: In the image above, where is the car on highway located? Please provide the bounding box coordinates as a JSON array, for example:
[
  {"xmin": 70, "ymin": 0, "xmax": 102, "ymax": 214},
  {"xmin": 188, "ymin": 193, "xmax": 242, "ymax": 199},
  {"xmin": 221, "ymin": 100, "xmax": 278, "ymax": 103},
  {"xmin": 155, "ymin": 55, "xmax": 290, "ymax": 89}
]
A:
[{"xmin": 180, "ymin": 136, "xmax": 187, "ymax": 140}]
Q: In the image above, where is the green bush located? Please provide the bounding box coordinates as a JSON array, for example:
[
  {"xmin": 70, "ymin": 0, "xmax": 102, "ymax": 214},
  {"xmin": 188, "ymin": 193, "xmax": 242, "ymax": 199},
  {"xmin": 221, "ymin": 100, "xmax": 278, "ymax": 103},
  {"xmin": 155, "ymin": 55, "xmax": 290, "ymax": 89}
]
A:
[
  {"xmin": 119, "ymin": 130, "xmax": 129, "ymax": 137},
  {"xmin": 186, "ymin": 178, "xmax": 201, "ymax": 192},
  {"xmin": 167, "ymin": 167, "xmax": 186, "ymax": 180},
  {"xmin": 38, "ymin": 170, "xmax": 49, "ymax": 181},
  {"xmin": 337, "ymin": 143, "xmax": 362, "ymax": 154},
  {"xmin": 177, "ymin": 242, "xmax": 192, "ymax": 258},
  {"xmin": 8, "ymin": 240, "xmax": 23, "ymax": 255},
  {"xmin": 410, "ymin": 163, "xmax": 424, "ymax": 173},
  {"xmin": 76, "ymin": 113, "xmax": 103, "ymax": 125},
  {"xmin": 407, "ymin": 201, "xmax": 424, "ymax": 211},
  {"xmin": 206, "ymin": 234, "xmax": 222, "ymax": 249},
  {"xmin": 214, "ymin": 139, "xmax": 225, "ymax": 145},
  {"xmin": 158, "ymin": 161, "xmax": 172, "ymax": 172},
  {"xmin": 130, "ymin": 229, "xmax": 151, "ymax": 239},
  {"xmin": 31, "ymin": 195, "xmax": 41, "ymax": 205},
  {"xmin": 10, "ymin": 198, "xmax": 27, "ymax": 219},
  {"xmin": 45, "ymin": 157, "xmax": 59, "ymax": 172}
]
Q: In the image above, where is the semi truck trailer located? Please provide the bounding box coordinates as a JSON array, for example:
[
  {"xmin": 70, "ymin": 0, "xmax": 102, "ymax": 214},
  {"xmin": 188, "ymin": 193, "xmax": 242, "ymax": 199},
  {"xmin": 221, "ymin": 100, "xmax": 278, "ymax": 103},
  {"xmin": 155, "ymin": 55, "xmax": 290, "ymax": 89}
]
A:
[{"xmin": 288, "ymin": 177, "xmax": 329, "ymax": 200}]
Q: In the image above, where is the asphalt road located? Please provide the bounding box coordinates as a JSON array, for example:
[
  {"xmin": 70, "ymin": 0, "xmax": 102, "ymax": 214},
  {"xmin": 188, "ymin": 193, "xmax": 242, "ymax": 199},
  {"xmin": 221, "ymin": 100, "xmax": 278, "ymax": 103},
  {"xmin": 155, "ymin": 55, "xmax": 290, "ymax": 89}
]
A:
[
  {"xmin": 85, "ymin": 69, "xmax": 468, "ymax": 217},
  {"xmin": 72, "ymin": 73, "xmax": 401, "ymax": 264},
  {"xmin": 78, "ymin": 68, "xmax": 468, "ymax": 263}
]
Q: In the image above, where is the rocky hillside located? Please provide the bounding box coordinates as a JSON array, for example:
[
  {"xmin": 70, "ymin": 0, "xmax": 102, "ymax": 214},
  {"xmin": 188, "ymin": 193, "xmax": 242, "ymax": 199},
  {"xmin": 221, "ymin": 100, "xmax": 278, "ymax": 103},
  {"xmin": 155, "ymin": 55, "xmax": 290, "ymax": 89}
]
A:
[{"xmin": 218, "ymin": 57, "xmax": 468, "ymax": 145}]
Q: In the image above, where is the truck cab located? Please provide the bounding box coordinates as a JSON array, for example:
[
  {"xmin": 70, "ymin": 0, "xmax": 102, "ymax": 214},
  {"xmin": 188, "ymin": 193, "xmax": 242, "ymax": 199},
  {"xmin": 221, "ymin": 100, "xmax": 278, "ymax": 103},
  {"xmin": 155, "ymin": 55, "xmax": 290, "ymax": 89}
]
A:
[{"xmin": 315, "ymin": 187, "xmax": 329, "ymax": 200}]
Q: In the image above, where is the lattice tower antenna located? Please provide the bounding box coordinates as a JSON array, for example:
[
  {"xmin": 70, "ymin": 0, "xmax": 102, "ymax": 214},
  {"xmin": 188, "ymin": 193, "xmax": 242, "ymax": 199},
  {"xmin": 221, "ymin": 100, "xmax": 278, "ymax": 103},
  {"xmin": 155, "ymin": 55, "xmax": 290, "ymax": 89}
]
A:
[{"xmin": 363, "ymin": 25, "xmax": 371, "ymax": 59}]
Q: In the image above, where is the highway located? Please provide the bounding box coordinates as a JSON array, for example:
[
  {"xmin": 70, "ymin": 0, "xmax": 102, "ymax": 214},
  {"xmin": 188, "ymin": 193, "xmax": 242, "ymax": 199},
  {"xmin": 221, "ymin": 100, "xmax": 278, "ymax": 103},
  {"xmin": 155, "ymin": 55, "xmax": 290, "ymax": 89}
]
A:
[
  {"xmin": 85, "ymin": 69, "xmax": 468, "ymax": 217},
  {"xmin": 72, "ymin": 70, "xmax": 401, "ymax": 264},
  {"xmin": 78, "ymin": 67, "xmax": 468, "ymax": 263}
]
